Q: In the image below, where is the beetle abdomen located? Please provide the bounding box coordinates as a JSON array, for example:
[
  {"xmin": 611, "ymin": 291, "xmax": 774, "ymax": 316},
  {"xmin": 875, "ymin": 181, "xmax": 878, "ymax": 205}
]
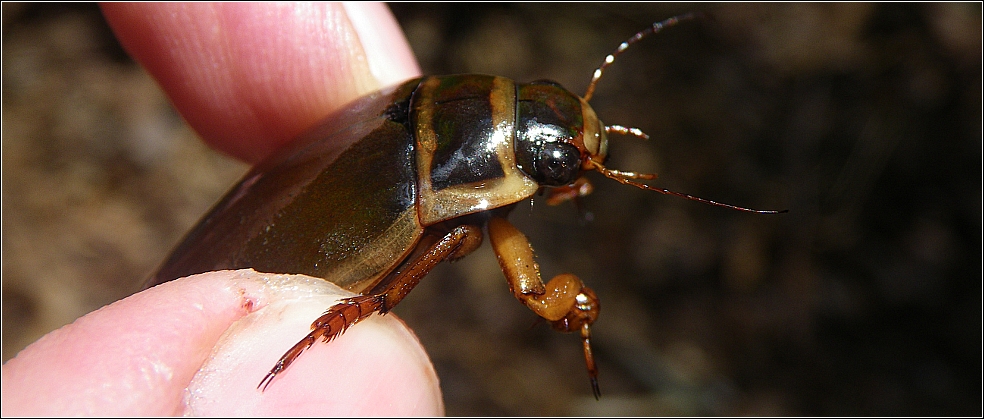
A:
[{"xmin": 150, "ymin": 80, "xmax": 424, "ymax": 292}]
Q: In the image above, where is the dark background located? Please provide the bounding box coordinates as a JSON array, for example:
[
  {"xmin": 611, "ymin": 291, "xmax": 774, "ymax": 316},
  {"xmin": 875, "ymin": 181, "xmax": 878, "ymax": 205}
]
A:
[{"xmin": 3, "ymin": 3, "xmax": 980, "ymax": 415}]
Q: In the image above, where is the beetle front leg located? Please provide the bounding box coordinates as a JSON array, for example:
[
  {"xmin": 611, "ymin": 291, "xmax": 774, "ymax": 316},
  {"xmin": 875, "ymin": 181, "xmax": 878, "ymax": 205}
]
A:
[
  {"xmin": 488, "ymin": 216, "xmax": 602, "ymax": 398},
  {"xmin": 258, "ymin": 224, "xmax": 483, "ymax": 390}
]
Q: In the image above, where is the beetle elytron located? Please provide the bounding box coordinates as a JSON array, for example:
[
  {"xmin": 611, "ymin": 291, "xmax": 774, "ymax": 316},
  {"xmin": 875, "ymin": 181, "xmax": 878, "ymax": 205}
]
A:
[{"xmin": 147, "ymin": 14, "xmax": 784, "ymax": 398}]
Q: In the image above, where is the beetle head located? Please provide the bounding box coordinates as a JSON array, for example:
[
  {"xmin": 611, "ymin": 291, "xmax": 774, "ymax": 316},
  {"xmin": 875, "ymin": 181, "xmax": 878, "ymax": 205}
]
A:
[
  {"xmin": 513, "ymin": 15, "xmax": 702, "ymax": 207},
  {"xmin": 514, "ymin": 80, "xmax": 608, "ymax": 191}
]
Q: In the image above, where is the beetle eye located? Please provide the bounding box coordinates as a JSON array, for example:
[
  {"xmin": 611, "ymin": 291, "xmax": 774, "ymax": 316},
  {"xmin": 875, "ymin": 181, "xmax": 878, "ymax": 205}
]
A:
[{"xmin": 535, "ymin": 142, "xmax": 581, "ymax": 186}]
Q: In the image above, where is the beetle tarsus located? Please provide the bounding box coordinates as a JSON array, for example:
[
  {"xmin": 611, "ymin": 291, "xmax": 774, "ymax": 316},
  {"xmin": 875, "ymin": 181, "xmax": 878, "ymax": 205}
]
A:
[
  {"xmin": 581, "ymin": 323, "xmax": 601, "ymax": 400},
  {"xmin": 258, "ymin": 225, "xmax": 483, "ymax": 391},
  {"xmin": 257, "ymin": 295, "xmax": 384, "ymax": 391}
]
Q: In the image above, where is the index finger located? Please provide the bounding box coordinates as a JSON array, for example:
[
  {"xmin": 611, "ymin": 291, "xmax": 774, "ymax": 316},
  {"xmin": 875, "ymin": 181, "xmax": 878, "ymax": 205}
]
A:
[{"xmin": 100, "ymin": 2, "xmax": 421, "ymax": 163}]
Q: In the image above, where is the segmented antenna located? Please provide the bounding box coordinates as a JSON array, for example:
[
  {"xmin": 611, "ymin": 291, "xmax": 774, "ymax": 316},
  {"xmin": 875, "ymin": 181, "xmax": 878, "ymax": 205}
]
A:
[
  {"xmin": 588, "ymin": 157, "xmax": 788, "ymax": 214},
  {"xmin": 581, "ymin": 13, "xmax": 787, "ymax": 215},
  {"xmin": 583, "ymin": 13, "xmax": 700, "ymax": 102}
]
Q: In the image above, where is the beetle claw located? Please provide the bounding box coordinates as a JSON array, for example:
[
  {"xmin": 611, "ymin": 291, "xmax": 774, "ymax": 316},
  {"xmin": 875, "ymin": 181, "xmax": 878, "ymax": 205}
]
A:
[
  {"xmin": 546, "ymin": 287, "xmax": 601, "ymax": 397},
  {"xmin": 258, "ymin": 371, "xmax": 275, "ymax": 391},
  {"xmin": 590, "ymin": 376, "xmax": 601, "ymax": 400}
]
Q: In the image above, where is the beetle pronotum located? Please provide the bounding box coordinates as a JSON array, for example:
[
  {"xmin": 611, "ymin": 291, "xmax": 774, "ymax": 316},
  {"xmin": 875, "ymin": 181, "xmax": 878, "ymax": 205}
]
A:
[{"xmin": 148, "ymin": 13, "xmax": 785, "ymax": 399}]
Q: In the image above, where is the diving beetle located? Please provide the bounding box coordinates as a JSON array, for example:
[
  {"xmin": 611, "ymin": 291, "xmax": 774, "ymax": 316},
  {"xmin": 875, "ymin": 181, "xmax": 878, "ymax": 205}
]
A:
[{"xmin": 147, "ymin": 14, "xmax": 785, "ymax": 398}]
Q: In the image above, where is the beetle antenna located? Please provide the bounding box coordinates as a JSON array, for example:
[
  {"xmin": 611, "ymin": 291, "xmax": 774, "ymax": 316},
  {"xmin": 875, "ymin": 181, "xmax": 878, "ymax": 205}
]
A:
[
  {"xmin": 583, "ymin": 12, "xmax": 701, "ymax": 102},
  {"xmin": 606, "ymin": 124, "xmax": 650, "ymax": 140},
  {"xmin": 587, "ymin": 158, "xmax": 788, "ymax": 214}
]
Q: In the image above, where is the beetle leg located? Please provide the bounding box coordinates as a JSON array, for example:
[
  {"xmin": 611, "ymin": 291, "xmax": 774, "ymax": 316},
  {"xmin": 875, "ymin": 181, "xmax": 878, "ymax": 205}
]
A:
[
  {"xmin": 545, "ymin": 177, "xmax": 594, "ymax": 206},
  {"xmin": 258, "ymin": 224, "xmax": 483, "ymax": 390},
  {"xmin": 487, "ymin": 216, "xmax": 602, "ymax": 398}
]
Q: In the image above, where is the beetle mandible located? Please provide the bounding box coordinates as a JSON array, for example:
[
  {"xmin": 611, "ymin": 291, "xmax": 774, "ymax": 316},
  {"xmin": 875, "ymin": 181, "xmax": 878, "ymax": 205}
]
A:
[{"xmin": 147, "ymin": 13, "xmax": 785, "ymax": 399}]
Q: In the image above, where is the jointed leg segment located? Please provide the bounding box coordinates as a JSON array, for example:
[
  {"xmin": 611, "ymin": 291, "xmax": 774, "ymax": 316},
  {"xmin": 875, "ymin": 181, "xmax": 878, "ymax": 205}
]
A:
[
  {"xmin": 258, "ymin": 224, "xmax": 483, "ymax": 390},
  {"xmin": 488, "ymin": 216, "xmax": 602, "ymax": 398}
]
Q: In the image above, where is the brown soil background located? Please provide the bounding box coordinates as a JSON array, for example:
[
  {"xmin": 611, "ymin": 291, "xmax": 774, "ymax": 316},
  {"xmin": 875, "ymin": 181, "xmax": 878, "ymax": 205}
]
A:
[{"xmin": 3, "ymin": 3, "xmax": 980, "ymax": 415}]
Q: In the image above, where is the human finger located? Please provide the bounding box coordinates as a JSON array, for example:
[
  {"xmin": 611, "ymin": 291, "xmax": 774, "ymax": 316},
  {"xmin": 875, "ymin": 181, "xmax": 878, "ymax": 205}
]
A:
[
  {"xmin": 100, "ymin": 2, "xmax": 421, "ymax": 163},
  {"xmin": 0, "ymin": 270, "xmax": 443, "ymax": 416}
]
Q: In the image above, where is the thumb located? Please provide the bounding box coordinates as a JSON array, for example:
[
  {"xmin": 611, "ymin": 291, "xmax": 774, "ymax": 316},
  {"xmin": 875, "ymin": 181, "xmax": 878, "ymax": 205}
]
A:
[{"xmin": 1, "ymin": 270, "xmax": 443, "ymax": 416}]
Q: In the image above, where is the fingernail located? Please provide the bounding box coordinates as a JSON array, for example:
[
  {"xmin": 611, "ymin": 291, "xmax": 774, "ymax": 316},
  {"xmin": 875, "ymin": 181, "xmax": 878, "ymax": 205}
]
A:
[{"xmin": 343, "ymin": 2, "xmax": 421, "ymax": 87}]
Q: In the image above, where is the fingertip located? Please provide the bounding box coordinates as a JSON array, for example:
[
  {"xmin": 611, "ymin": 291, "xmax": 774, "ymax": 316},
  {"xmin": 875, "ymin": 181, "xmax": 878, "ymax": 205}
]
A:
[
  {"xmin": 344, "ymin": 2, "xmax": 422, "ymax": 87},
  {"xmin": 1, "ymin": 270, "xmax": 442, "ymax": 416},
  {"xmin": 184, "ymin": 278, "xmax": 443, "ymax": 416},
  {"xmin": 1, "ymin": 270, "xmax": 259, "ymax": 415}
]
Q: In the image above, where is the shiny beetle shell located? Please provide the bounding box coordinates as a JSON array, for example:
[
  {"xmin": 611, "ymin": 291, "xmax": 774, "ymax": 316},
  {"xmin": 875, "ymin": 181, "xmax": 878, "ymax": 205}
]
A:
[
  {"xmin": 150, "ymin": 74, "xmax": 612, "ymax": 397},
  {"xmin": 150, "ymin": 75, "xmax": 608, "ymax": 293}
]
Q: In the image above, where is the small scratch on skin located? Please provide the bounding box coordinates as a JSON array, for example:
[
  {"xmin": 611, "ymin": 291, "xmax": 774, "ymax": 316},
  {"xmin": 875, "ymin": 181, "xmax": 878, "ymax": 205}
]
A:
[
  {"xmin": 219, "ymin": 271, "xmax": 352, "ymax": 320},
  {"xmin": 234, "ymin": 283, "xmax": 258, "ymax": 313},
  {"xmin": 242, "ymin": 297, "xmax": 256, "ymax": 312}
]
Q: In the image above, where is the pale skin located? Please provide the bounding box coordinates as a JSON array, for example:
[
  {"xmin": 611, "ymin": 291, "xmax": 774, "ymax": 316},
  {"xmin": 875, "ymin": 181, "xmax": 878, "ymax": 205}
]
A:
[{"xmin": 1, "ymin": 3, "xmax": 443, "ymax": 416}]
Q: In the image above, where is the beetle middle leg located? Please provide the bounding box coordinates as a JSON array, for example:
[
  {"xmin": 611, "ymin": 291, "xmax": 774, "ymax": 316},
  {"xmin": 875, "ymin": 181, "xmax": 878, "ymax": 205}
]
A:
[
  {"xmin": 258, "ymin": 224, "xmax": 483, "ymax": 390},
  {"xmin": 488, "ymin": 216, "xmax": 602, "ymax": 398}
]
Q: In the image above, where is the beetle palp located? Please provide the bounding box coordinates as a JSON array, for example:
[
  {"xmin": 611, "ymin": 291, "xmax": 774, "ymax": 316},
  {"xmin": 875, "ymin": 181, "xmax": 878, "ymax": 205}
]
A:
[{"xmin": 605, "ymin": 124, "xmax": 650, "ymax": 140}]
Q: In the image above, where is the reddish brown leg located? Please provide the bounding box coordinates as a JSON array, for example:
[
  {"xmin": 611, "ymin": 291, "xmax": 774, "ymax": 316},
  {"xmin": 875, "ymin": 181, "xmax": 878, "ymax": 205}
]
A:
[
  {"xmin": 487, "ymin": 216, "xmax": 602, "ymax": 398},
  {"xmin": 258, "ymin": 224, "xmax": 483, "ymax": 390},
  {"xmin": 545, "ymin": 177, "xmax": 594, "ymax": 206}
]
